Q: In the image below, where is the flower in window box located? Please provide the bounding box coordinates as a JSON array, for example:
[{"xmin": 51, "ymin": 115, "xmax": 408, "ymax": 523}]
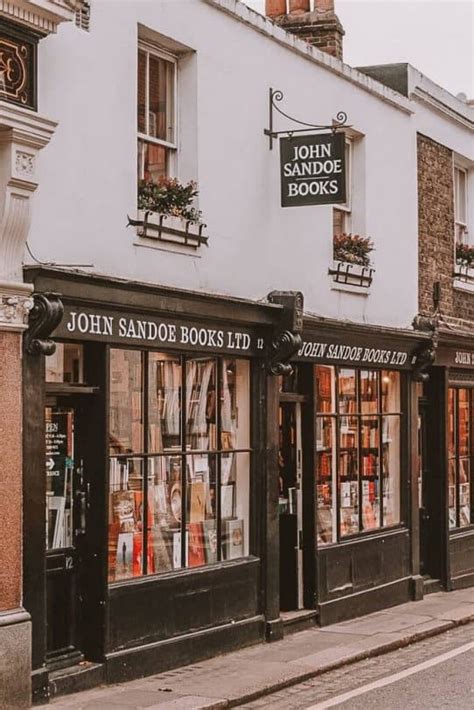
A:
[
  {"xmin": 137, "ymin": 177, "xmax": 202, "ymax": 223},
  {"xmin": 455, "ymin": 242, "xmax": 474, "ymax": 268},
  {"xmin": 333, "ymin": 233, "xmax": 374, "ymax": 267}
]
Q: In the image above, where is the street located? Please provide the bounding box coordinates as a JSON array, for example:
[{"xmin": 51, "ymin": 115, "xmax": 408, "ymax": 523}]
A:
[{"xmin": 242, "ymin": 623, "xmax": 474, "ymax": 709}]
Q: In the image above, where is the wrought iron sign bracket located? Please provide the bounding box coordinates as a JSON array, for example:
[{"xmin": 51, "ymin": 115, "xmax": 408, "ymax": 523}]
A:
[{"xmin": 264, "ymin": 88, "xmax": 350, "ymax": 150}]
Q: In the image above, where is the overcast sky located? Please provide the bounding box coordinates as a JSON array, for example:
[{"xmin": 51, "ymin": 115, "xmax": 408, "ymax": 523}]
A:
[{"xmin": 243, "ymin": 0, "xmax": 474, "ymax": 97}]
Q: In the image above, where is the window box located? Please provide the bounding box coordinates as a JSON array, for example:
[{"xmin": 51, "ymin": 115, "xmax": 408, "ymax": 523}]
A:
[
  {"xmin": 329, "ymin": 260, "xmax": 374, "ymax": 289},
  {"xmin": 130, "ymin": 209, "xmax": 208, "ymax": 248},
  {"xmin": 454, "ymin": 262, "xmax": 474, "ymax": 283}
]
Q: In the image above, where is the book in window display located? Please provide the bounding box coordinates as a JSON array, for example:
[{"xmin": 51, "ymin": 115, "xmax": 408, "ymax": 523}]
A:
[
  {"xmin": 188, "ymin": 523, "xmax": 206, "ymax": 567},
  {"xmin": 115, "ymin": 532, "xmax": 134, "ymax": 580},
  {"xmin": 222, "ymin": 519, "xmax": 244, "ymax": 560},
  {"xmin": 220, "ymin": 483, "xmax": 235, "ymax": 520},
  {"xmin": 202, "ymin": 519, "xmax": 217, "ymax": 564}
]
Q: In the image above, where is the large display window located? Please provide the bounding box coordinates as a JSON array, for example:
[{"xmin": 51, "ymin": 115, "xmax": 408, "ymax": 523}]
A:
[
  {"xmin": 108, "ymin": 349, "xmax": 251, "ymax": 583},
  {"xmin": 448, "ymin": 387, "xmax": 473, "ymax": 529},
  {"xmin": 315, "ymin": 366, "xmax": 402, "ymax": 544}
]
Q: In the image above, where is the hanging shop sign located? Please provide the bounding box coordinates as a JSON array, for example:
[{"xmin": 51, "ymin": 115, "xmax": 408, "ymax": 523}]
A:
[
  {"xmin": 53, "ymin": 305, "xmax": 267, "ymax": 356},
  {"xmin": 280, "ymin": 133, "xmax": 346, "ymax": 208}
]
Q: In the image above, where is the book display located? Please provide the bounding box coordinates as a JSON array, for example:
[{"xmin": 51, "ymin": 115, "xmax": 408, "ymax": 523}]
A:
[
  {"xmin": 315, "ymin": 366, "xmax": 401, "ymax": 544},
  {"xmin": 108, "ymin": 350, "xmax": 251, "ymax": 583},
  {"xmin": 447, "ymin": 387, "xmax": 472, "ymax": 529}
]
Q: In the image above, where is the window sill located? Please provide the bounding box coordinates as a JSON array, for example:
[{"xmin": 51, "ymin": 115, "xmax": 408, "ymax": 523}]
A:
[
  {"xmin": 329, "ymin": 261, "xmax": 374, "ymax": 294},
  {"xmin": 128, "ymin": 210, "xmax": 208, "ymax": 250},
  {"xmin": 453, "ymin": 266, "xmax": 474, "ymax": 293}
]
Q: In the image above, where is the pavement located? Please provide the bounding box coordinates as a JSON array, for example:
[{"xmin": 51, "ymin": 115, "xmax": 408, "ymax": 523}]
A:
[{"xmin": 40, "ymin": 588, "xmax": 474, "ymax": 709}]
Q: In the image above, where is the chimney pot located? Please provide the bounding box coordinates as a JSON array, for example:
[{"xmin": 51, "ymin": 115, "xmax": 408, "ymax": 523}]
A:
[
  {"xmin": 265, "ymin": 0, "xmax": 286, "ymax": 18},
  {"xmin": 289, "ymin": 0, "xmax": 310, "ymax": 13}
]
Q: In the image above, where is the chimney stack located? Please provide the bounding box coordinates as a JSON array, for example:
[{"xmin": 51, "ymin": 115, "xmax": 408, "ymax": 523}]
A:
[{"xmin": 265, "ymin": 0, "xmax": 345, "ymax": 61}]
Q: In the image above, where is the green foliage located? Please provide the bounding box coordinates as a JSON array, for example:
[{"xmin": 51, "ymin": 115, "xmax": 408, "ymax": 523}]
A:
[
  {"xmin": 456, "ymin": 242, "xmax": 474, "ymax": 267},
  {"xmin": 138, "ymin": 177, "xmax": 202, "ymax": 222},
  {"xmin": 333, "ymin": 233, "xmax": 374, "ymax": 267}
]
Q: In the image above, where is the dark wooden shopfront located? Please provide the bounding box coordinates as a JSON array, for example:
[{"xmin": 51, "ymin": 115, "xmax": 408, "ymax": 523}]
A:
[
  {"xmin": 22, "ymin": 267, "xmax": 282, "ymax": 702},
  {"xmin": 419, "ymin": 337, "xmax": 474, "ymax": 592},
  {"xmin": 280, "ymin": 320, "xmax": 426, "ymax": 626}
]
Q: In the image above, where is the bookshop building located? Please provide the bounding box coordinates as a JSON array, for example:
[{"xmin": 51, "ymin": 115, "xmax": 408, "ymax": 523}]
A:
[{"xmin": 23, "ymin": 268, "xmax": 433, "ymax": 699}]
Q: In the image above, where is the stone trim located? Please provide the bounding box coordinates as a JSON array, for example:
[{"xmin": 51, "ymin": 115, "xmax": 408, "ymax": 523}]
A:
[
  {"xmin": 0, "ymin": 281, "xmax": 33, "ymax": 330},
  {"xmin": 0, "ymin": 0, "xmax": 76, "ymax": 35}
]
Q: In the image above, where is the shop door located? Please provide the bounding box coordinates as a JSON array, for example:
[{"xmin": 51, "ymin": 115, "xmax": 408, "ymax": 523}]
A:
[
  {"xmin": 278, "ymin": 402, "xmax": 304, "ymax": 610},
  {"xmin": 45, "ymin": 399, "xmax": 93, "ymax": 668},
  {"xmin": 419, "ymin": 395, "xmax": 434, "ymax": 577}
]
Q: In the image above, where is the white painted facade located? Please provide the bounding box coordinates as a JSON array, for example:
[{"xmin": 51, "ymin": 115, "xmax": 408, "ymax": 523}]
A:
[{"xmin": 28, "ymin": 0, "xmax": 423, "ymax": 328}]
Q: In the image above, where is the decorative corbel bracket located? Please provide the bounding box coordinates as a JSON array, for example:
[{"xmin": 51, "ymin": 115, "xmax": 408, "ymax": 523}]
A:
[
  {"xmin": 266, "ymin": 291, "xmax": 304, "ymax": 376},
  {"xmin": 412, "ymin": 314, "xmax": 439, "ymax": 382},
  {"xmin": 24, "ymin": 291, "xmax": 63, "ymax": 355}
]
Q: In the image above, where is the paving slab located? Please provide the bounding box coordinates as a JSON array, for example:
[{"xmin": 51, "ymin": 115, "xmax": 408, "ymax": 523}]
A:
[{"xmin": 41, "ymin": 588, "xmax": 474, "ymax": 710}]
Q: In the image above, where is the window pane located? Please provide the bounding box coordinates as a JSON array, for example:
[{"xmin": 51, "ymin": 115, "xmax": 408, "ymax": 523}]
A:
[
  {"xmin": 459, "ymin": 459, "xmax": 471, "ymax": 528},
  {"xmin": 382, "ymin": 416, "xmax": 401, "ymax": 526},
  {"xmin": 448, "ymin": 388, "xmax": 457, "ymax": 528},
  {"xmin": 455, "ymin": 168, "xmax": 466, "ymax": 223},
  {"xmin": 382, "ymin": 371, "xmax": 400, "ymax": 413},
  {"xmin": 137, "ymin": 49, "xmax": 146, "ymax": 134},
  {"xmin": 147, "ymin": 455, "xmax": 181, "ymax": 573},
  {"xmin": 108, "ymin": 457, "xmax": 144, "ymax": 582},
  {"xmin": 109, "ymin": 349, "xmax": 143, "ymax": 455},
  {"xmin": 221, "ymin": 359, "xmax": 250, "ymax": 449},
  {"xmin": 138, "ymin": 139, "xmax": 167, "ymax": 183},
  {"xmin": 339, "ymin": 368, "xmax": 357, "ymax": 414},
  {"xmin": 458, "ymin": 389, "xmax": 470, "ymax": 456},
  {"xmin": 221, "ymin": 452, "xmax": 250, "ymax": 560},
  {"xmin": 361, "ymin": 418, "xmax": 379, "ymax": 530},
  {"xmin": 184, "ymin": 453, "xmax": 217, "ymax": 568},
  {"xmin": 148, "ymin": 353, "xmax": 181, "ymax": 452},
  {"xmin": 45, "ymin": 407, "xmax": 74, "ymax": 550},
  {"xmin": 316, "ymin": 365, "xmax": 335, "ymax": 413},
  {"xmin": 46, "ymin": 343, "xmax": 84, "ymax": 384},
  {"xmin": 333, "ymin": 208, "xmax": 345, "ymax": 237},
  {"xmin": 149, "ymin": 54, "xmax": 174, "ymax": 143},
  {"xmin": 316, "ymin": 416, "xmax": 336, "ymax": 544},
  {"xmin": 186, "ymin": 358, "xmax": 217, "ymax": 451},
  {"xmin": 360, "ymin": 370, "xmax": 378, "ymax": 414},
  {"xmin": 339, "ymin": 415, "xmax": 359, "ymax": 536}
]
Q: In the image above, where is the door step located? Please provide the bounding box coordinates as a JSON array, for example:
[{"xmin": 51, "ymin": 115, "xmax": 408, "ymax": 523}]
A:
[
  {"xmin": 281, "ymin": 609, "xmax": 318, "ymax": 635},
  {"xmin": 423, "ymin": 576, "xmax": 444, "ymax": 595},
  {"xmin": 48, "ymin": 661, "xmax": 105, "ymax": 700}
]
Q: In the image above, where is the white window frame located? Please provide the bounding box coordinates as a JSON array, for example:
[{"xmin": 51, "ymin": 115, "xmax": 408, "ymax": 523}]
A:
[
  {"xmin": 333, "ymin": 138, "xmax": 352, "ymax": 235},
  {"xmin": 454, "ymin": 163, "xmax": 469, "ymax": 246},
  {"xmin": 137, "ymin": 41, "xmax": 178, "ymax": 179}
]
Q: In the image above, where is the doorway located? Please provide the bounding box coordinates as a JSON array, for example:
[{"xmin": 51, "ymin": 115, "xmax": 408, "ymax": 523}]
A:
[
  {"xmin": 45, "ymin": 396, "xmax": 97, "ymax": 669},
  {"xmin": 278, "ymin": 402, "xmax": 304, "ymax": 610}
]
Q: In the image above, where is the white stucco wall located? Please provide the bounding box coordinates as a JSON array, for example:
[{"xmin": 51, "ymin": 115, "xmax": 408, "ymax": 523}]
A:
[{"xmin": 28, "ymin": 0, "xmax": 420, "ymax": 328}]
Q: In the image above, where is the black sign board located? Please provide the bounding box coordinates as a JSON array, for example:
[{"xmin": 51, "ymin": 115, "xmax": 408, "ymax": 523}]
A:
[
  {"xmin": 436, "ymin": 346, "xmax": 474, "ymax": 369},
  {"xmin": 296, "ymin": 333, "xmax": 417, "ymax": 370},
  {"xmin": 53, "ymin": 305, "xmax": 266, "ymax": 357},
  {"xmin": 280, "ymin": 132, "xmax": 346, "ymax": 208}
]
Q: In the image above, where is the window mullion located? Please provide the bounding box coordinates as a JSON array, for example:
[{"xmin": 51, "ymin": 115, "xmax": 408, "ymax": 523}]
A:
[
  {"xmin": 357, "ymin": 372, "xmax": 363, "ymax": 533},
  {"xmin": 216, "ymin": 358, "xmax": 222, "ymax": 561},
  {"xmin": 143, "ymin": 351, "xmax": 149, "ymax": 575},
  {"xmin": 335, "ymin": 367, "xmax": 341, "ymax": 542},
  {"xmin": 180, "ymin": 356, "xmax": 187, "ymax": 568}
]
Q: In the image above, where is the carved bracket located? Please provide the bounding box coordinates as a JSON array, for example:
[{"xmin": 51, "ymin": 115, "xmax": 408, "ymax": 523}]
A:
[
  {"xmin": 23, "ymin": 291, "xmax": 63, "ymax": 355},
  {"xmin": 412, "ymin": 314, "xmax": 439, "ymax": 383},
  {"xmin": 266, "ymin": 291, "xmax": 304, "ymax": 376}
]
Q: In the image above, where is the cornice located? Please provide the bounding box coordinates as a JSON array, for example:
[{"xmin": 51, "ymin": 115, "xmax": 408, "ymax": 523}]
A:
[
  {"xmin": 0, "ymin": 0, "xmax": 77, "ymax": 35},
  {"xmin": 0, "ymin": 101, "xmax": 57, "ymax": 148}
]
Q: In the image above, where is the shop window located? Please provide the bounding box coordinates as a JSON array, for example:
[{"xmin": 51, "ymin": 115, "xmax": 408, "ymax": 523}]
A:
[
  {"xmin": 108, "ymin": 350, "xmax": 250, "ymax": 582},
  {"xmin": 454, "ymin": 165, "xmax": 468, "ymax": 245},
  {"xmin": 315, "ymin": 366, "xmax": 401, "ymax": 544},
  {"xmin": 45, "ymin": 343, "xmax": 84, "ymax": 384},
  {"xmin": 448, "ymin": 387, "xmax": 472, "ymax": 529},
  {"xmin": 137, "ymin": 43, "xmax": 176, "ymax": 183}
]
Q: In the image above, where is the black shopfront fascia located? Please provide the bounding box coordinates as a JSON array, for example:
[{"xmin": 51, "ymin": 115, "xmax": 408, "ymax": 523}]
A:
[
  {"xmin": 22, "ymin": 268, "xmax": 281, "ymax": 700},
  {"xmin": 422, "ymin": 335, "xmax": 474, "ymax": 592},
  {"xmin": 291, "ymin": 321, "xmax": 423, "ymax": 625}
]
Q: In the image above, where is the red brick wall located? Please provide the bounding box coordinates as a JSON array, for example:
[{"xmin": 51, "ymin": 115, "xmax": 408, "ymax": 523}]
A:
[{"xmin": 417, "ymin": 133, "xmax": 474, "ymax": 324}]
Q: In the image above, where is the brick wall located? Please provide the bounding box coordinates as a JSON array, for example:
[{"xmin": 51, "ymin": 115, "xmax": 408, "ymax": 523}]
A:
[{"xmin": 417, "ymin": 133, "xmax": 474, "ymax": 325}]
